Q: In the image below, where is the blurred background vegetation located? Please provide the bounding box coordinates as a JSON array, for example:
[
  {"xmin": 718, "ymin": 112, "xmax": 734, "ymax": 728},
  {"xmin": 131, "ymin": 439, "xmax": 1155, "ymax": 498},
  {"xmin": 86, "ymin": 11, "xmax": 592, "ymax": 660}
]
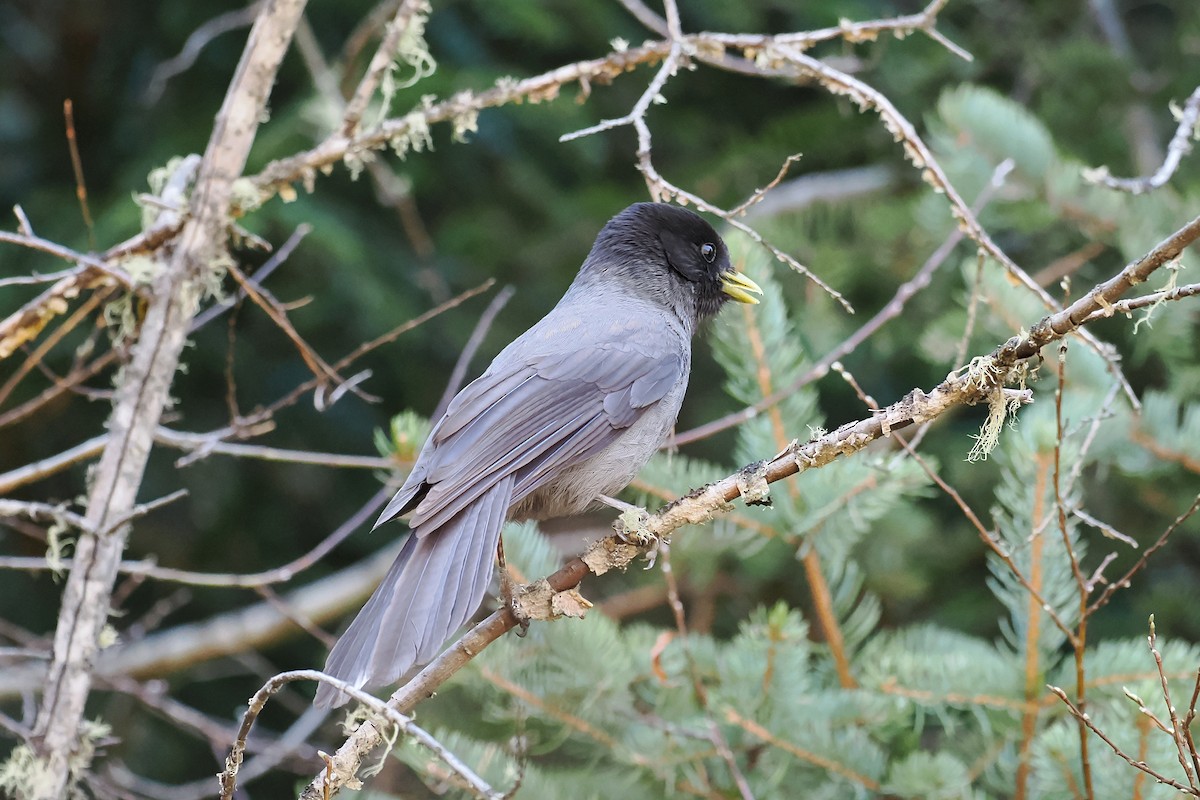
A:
[{"xmin": 2, "ymin": 0, "xmax": 1199, "ymax": 797}]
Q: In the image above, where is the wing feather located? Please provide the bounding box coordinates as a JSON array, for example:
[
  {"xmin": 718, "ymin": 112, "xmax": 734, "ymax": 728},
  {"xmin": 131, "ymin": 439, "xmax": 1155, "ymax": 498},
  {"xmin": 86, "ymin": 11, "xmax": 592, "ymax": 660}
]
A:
[{"xmin": 400, "ymin": 319, "xmax": 684, "ymax": 532}]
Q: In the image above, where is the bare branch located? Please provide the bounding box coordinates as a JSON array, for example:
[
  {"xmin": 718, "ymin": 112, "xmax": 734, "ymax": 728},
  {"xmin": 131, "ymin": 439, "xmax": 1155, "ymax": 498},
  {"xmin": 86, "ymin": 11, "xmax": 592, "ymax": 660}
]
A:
[
  {"xmin": 1148, "ymin": 618, "xmax": 1200, "ymax": 788},
  {"xmin": 740, "ymin": 164, "xmax": 899, "ymax": 221},
  {"xmin": 434, "ymin": 284, "xmax": 515, "ymax": 419},
  {"xmin": 1088, "ymin": 492, "xmax": 1200, "ymax": 616},
  {"xmin": 1070, "ymin": 507, "xmax": 1138, "ymax": 549},
  {"xmin": 0, "ymin": 433, "xmax": 109, "ymax": 495},
  {"xmin": 1, "ymin": 485, "xmax": 390, "ymax": 593},
  {"xmin": 0, "ymin": 500, "xmax": 88, "ymax": 531},
  {"xmin": 226, "ymin": 260, "xmax": 363, "ymax": 401},
  {"xmin": 1081, "ymin": 281, "xmax": 1200, "ymax": 324},
  {"xmin": 143, "ymin": 2, "xmax": 265, "ymax": 104},
  {"xmin": 1049, "ymin": 685, "xmax": 1195, "ymax": 794},
  {"xmin": 62, "ymin": 100, "xmax": 96, "ymax": 251},
  {"xmin": 627, "ymin": 0, "xmax": 967, "ymax": 62},
  {"xmin": 768, "ymin": 44, "xmax": 1138, "ymax": 408},
  {"xmin": 220, "ymin": 670, "xmax": 500, "ymax": 800},
  {"xmin": 29, "ymin": 3, "xmax": 309, "ymax": 793},
  {"xmin": 0, "ymin": 538, "xmax": 399, "ymax": 699},
  {"xmin": 1087, "ymin": 85, "xmax": 1200, "ymax": 194}
]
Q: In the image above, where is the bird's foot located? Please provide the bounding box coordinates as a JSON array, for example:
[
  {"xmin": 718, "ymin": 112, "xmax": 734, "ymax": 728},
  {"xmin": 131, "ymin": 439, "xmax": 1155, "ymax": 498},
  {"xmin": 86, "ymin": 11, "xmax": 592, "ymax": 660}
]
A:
[
  {"xmin": 602, "ymin": 494, "xmax": 652, "ymax": 543},
  {"xmin": 600, "ymin": 495, "xmax": 661, "ymax": 570},
  {"xmin": 498, "ymin": 564, "xmax": 531, "ymax": 637}
]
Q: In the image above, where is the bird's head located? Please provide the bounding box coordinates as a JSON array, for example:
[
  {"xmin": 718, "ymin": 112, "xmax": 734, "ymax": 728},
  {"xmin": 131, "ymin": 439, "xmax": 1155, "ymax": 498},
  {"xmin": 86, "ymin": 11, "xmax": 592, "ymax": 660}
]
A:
[{"xmin": 580, "ymin": 202, "xmax": 763, "ymax": 329}]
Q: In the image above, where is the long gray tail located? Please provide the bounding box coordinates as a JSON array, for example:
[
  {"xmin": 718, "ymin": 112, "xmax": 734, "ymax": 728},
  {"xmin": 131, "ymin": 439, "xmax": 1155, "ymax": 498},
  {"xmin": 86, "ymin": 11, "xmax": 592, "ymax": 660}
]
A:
[{"xmin": 314, "ymin": 476, "xmax": 513, "ymax": 708}]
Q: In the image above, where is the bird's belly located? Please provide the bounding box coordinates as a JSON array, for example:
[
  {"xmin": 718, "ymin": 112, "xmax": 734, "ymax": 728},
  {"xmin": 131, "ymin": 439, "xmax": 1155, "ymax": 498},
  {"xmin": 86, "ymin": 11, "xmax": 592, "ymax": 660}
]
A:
[{"xmin": 510, "ymin": 382, "xmax": 685, "ymax": 521}]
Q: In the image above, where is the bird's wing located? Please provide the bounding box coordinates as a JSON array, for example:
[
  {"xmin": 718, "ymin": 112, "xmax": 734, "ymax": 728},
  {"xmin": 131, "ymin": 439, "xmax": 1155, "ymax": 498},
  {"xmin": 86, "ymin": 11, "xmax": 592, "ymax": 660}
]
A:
[{"xmin": 381, "ymin": 313, "xmax": 685, "ymax": 533}]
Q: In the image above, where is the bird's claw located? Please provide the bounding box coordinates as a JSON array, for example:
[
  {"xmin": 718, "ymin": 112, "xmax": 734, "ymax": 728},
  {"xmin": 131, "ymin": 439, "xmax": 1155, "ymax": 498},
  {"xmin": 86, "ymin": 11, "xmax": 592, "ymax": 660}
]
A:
[
  {"xmin": 511, "ymin": 598, "xmax": 531, "ymax": 637},
  {"xmin": 613, "ymin": 505, "xmax": 652, "ymax": 543},
  {"xmin": 640, "ymin": 535, "xmax": 665, "ymax": 570},
  {"xmin": 500, "ymin": 568, "xmax": 531, "ymax": 636},
  {"xmin": 612, "ymin": 506, "xmax": 662, "ymax": 569}
]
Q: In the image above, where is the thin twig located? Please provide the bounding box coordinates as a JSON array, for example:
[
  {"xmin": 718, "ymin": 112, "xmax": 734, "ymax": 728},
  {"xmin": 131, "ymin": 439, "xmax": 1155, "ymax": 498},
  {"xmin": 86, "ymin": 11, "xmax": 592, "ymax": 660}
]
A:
[
  {"xmin": 161, "ymin": 432, "xmax": 395, "ymax": 470},
  {"xmin": 220, "ymin": 670, "xmax": 501, "ymax": 800},
  {"xmin": 1084, "ymin": 552, "xmax": 1118, "ymax": 592},
  {"xmin": 728, "ymin": 154, "xmax": 804, "ymax": 217},
  {"xmin": 143, "ymin": 1, "xmax": 265, "ymax": 104},
  {"xmin": 434, "ymin": 285, "xmax": 515, "ymax": 420},
  {"xmin": 1148, "ymin": 618, "xmax": 1199, "ymax": 789},
  {"xmin": 1070, "ymin": 507, "xmax": 1138, "ymax": 549},
  {"xmin": 0, "ymin": 500, "xmax": 89, "ymax": 531},
  {"xmin": 0, "ymin": 485, "xmax": 391, "ymax": 590},
  {"xmin": 0, "ymin": 710, "xmax": 31, "ymax": 739},
  {"xmin": 1049, "ymin": 685, "xmax": 1194, "ymax": 794},
  {"xmin": 191, "ymin": 224, "xmax": 311, "ymax": 330},
  {"xmin": 1081, "ymin": 281, "xmax": 1200, "ymax": 323},
  {"xmin": 1088, "ymin": 85, "xmax": 1200, "ymax": 194},
  {"xmin": 225, "ymin": 260, "xmax": 361, "ymax": 403},
  {"xmin": 616, "ymin": 0, "xmax": 667, "ymax": 35},
  {"xmin": 674, "ymin": 158, "xmax": 1014, "ymax": 447},
  {"xmin": 0, "ymin": 233, "xmax": 130, "ymax": 285},
  {"xmin": 339, "ymin": 0, "xmax": 403, "ymax": 79},
  {"xmin": 1185, "ymin": 669, "xmax": 1200, "ymax": 783},
  {"xmin": 1052, "ymin": 342, "xmax": 1095, "ymax": 800},
  {"xmin": 1088, "ymin": 492, "xmax": 1200, "ymax": 616},
  {"xmin": 62, "ymin": 100, "xmax": 95, "ymax": 251},
  {"xmin": 0, "ymin": 267, "xmax": 92, "ymax": 288}
]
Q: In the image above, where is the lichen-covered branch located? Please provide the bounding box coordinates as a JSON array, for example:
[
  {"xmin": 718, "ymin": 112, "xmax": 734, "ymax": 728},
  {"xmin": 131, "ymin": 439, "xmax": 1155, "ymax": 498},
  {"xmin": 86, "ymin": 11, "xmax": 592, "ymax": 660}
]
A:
[{"xmin": 26, "ymin": 3, "xmax": 308, "ymax": 796}]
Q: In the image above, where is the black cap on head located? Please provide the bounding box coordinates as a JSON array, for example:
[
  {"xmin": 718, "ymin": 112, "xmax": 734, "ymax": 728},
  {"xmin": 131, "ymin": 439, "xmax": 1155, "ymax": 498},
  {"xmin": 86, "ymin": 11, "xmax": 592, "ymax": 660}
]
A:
[{"xmin": 582, "ymin": 202, "xmax": 750, "ymax": 325}]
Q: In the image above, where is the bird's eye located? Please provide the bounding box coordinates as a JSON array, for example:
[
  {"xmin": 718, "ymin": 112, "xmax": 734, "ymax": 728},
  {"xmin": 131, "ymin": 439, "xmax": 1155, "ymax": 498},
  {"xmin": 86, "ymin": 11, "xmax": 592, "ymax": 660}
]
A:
[{"xmin": 700, "ymin": 243, "xmax": 716, "ymax": 263}]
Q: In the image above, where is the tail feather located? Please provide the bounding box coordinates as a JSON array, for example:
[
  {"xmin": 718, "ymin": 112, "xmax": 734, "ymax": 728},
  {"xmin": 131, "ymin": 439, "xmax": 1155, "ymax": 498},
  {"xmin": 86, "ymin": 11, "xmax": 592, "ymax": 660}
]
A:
[{"xmin": 315, "ymin": 476, "xmax": 514, "ymax": 708}]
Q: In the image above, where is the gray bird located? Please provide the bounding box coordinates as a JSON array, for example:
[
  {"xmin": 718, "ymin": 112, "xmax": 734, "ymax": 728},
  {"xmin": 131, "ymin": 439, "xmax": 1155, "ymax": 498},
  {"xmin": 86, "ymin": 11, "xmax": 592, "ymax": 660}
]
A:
[{"xmin": 315, "ymin": 202, "xmax": 762, "ymax": 707}]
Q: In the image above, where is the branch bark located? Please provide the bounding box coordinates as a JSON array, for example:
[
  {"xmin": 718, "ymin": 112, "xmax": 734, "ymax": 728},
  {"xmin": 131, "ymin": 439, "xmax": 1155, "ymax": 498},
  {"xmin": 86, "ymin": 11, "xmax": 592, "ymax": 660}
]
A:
[{"xmin": 28, "ymin": 2, "xmax": 308, "ymax": 795}]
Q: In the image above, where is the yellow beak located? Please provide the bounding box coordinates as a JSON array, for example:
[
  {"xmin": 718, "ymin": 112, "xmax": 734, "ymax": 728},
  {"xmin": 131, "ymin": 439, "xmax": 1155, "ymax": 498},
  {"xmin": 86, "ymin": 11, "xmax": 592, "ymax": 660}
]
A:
[{"xmin": 720, "ymin": 270, "xmax": 764, "ymax": 304}]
